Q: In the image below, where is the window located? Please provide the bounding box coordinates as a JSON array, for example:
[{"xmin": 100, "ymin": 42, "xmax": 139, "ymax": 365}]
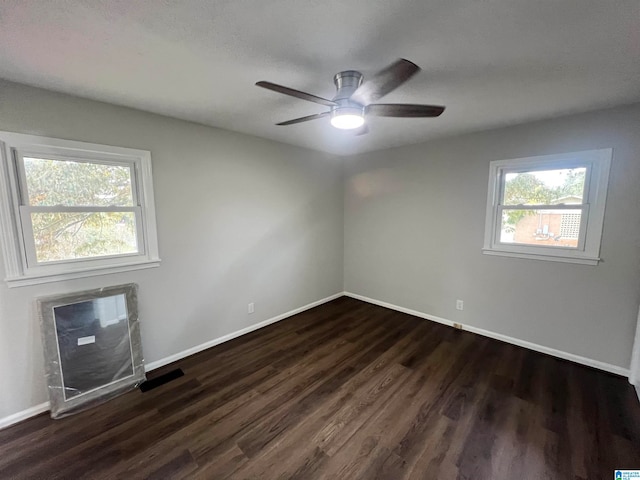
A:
[
  {"xmin": 482, "ymin": 149, "xmax": 612, "ymax": 265},
  {"xmin": 0, "ymin": 132, "xmax": 160, "ymax": 286}
]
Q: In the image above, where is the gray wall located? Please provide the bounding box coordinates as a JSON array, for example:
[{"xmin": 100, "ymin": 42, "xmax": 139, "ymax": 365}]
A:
[
  {"xmin": 1, "ymin": 78, "xmax": 638, "ymax": 421},
  {"xmin": 0, "ymin": 80, "xmax": 344, "ymax": 419},
  {"xmin": 344, "ymin": 103, "xmax": 640, "ymax": 370}
]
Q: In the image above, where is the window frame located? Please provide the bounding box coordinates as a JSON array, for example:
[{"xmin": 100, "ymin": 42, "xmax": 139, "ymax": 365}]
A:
[
  {"xmin": 482, "ymin": 149, "xmax": 612, "ymax": 265},
  {"xmin": 0, "ymin": 132, "xmax": 161, "ymax": 287}
]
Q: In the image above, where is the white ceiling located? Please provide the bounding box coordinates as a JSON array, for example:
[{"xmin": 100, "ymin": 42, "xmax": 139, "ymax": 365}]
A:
[{"xmin": 0, "ymin": 1, "xmax": 638, "ymax": 156}]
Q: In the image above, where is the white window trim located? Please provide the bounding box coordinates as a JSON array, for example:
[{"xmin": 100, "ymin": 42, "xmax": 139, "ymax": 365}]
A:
[
  {"xmin": 482, "ymin": 149, "xmax": 612, "ymax": 265},
  {"xmin": 0, "ymin": 132, "xmax": 161, "ymax": 287}
]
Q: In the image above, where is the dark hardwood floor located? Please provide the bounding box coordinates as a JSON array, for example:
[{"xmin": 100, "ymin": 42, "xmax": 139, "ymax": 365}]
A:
[{"xmin": 1, "ymin": 296, "xmax": 639, "ymax": 479}]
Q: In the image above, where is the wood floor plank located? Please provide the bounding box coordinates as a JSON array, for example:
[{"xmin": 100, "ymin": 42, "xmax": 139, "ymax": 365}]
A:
[
  {"xmin": 1, "ymin": 296, "xmax": 639, "ymax": 479},
  {"xmin": 229, "ymin": 363, "xmax": 412, "ymax": 479},
  {"xmin": 98, "ymin": 315, "xmax": 387, "ymax": 478}
]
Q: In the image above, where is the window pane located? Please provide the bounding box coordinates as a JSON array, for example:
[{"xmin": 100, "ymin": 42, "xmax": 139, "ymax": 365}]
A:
[
  {"xmin": 503, "ymin": 168, "xmax": 586, "ymax": 206},
  {"xmin": 31, "ymin": 212, "xmax": 138, "ymax": 262},
  {"xmin": 24, "ymin": 157, "xmax": 134, "ymax": 207},
  {"xmin": 500, "ymin": 209, "xmax": 582, "ymax": 248}
]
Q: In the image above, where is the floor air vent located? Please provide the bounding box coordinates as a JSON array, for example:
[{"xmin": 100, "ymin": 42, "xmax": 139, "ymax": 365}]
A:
[{"xmin": 139, "ymin": 368, "xmax": 184, "ymax": 392}]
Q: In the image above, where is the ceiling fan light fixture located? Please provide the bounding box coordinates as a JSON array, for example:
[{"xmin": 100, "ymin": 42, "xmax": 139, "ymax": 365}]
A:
[
  {"xmin": 330, "ymin": 107, "xmax": 365, "ymax": 130},
  {"xmin": 257, "ymin": 58, "xmax": 444, "ymax": 134}
]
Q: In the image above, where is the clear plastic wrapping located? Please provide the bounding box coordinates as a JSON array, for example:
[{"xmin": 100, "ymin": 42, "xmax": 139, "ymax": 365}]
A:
[{"xmin": 36, "ymin": 283, "xmax": 146, "ymax": 419}]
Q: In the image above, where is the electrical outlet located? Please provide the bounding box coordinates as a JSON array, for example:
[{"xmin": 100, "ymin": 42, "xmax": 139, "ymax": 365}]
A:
[
  {"xmin": 456, "ymin": 299, "xmax": 464, "ymax": 310},
  {"xmin": 248, "ymin": 302, "xmax": 255, "ymax": 314}
]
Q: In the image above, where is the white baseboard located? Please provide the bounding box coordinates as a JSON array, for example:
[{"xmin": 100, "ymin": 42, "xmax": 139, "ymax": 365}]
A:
[
  {"xmin": 0, "ymin": 402, "xmax": 50, "ymax": 430},
  {"xmin": 344, "ymin": 291, "xmax": 630, "ymax": 377},
  {"xmin": 144, "ymin": 292, "xmax": 343, "ymax": 371},
  {"xmin": 3, "ymin": 290, "xmax": 629, "ymax": 429},
  {"xmin": 0, "ymin": 292, "xmax": 343, "ymax": 430}
]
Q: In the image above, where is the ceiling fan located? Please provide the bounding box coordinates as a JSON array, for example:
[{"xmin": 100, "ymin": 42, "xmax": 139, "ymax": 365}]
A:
[{"xmin": 256, "ymin": 58, "xmax": 445, "ymax": 134}]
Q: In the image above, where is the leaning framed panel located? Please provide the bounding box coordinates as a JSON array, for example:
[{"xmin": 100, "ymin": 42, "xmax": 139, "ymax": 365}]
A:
[{"xmin": 37, "ymin": 283, "xmax": 145, "ymax": 418}]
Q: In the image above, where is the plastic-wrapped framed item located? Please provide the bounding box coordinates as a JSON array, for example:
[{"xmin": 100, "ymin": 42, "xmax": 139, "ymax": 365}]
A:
[{"xmin": 36, "ymin": 283, "xmax": 145, "ymax": 419}]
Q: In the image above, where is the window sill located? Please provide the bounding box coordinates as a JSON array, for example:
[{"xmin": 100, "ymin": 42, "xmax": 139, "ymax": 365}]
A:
[
  {"xmin": 5, "ymin": 259, "xmax": 161, "ymax": 288},
  {"xmin": 482, "ymin": 248, "xmax": 600, "ymax": 265}
]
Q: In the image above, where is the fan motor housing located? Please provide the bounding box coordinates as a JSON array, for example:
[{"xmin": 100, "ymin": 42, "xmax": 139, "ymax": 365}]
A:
[
  {"xmin": 332, "ymin": 70, "xmax": 366, "ymax": 121},
  {"xmin": 332, "ymin": 71, "xmax": 363, "ymax": 102}
]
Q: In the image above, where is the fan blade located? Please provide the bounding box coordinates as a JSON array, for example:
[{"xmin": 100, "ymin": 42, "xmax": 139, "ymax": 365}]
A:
[
  {"xmin": 354, "ymin": 124, "xmax": 369, "ymax": 136},
  {"xmin": 256, "ymin": 81, "xmax": 337, "ymax": 107},
  {"xmin": 334, "ymin": 124, "xmax": 368, "ymax": 135},
  {"xmin": 276, "ymin": 112, "xmax": 330, "ymax": 126},
  {"xmin": 366, "ymin": 104, "xmax": 445, "ymax": 117},
  {"xmin": 350, "ymin": 59, "xmax": 420, "ymax": 106}
]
